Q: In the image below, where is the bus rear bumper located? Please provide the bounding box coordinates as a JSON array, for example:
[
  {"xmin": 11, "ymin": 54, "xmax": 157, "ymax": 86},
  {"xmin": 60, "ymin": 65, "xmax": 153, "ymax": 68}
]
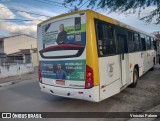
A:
[{"xmin": 39, "ymin": 83, "xmax": 100, "ymax": 102}]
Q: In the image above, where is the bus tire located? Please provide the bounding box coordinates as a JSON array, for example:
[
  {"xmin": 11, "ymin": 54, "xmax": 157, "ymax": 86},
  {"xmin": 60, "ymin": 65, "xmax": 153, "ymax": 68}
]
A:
[{"xmin": 129, "ymin": 68, "xmax": 138, "ymax": 88}]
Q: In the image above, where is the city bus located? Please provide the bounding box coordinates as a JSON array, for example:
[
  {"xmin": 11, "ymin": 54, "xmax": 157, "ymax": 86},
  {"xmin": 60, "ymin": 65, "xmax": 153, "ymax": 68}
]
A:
[{"xmin": 37, "ymin": 10, "xmax": 157, "ymax": 102}]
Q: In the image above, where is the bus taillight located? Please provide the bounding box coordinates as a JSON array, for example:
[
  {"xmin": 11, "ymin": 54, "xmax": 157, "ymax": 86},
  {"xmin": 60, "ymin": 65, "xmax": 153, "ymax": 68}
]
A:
[
  {"xmin": 38, "ymin": 66, "xmax": 42, "ymax": 83},
  {"xmin": 85, "ymin": 65, "xmax": 94, "ymax": 89}
]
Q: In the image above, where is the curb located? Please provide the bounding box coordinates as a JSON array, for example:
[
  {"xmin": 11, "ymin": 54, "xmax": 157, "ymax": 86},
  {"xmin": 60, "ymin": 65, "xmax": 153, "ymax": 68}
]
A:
[{"xmin": 0, "ymin": 77, "xmax": 38, "ymax": 87}]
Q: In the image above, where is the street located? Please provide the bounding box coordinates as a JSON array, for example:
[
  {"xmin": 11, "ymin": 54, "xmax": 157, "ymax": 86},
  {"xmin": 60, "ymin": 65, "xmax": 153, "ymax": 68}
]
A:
[{"xmin": 0, "ymin": 69, "xmax": 160, "ymax": 121}]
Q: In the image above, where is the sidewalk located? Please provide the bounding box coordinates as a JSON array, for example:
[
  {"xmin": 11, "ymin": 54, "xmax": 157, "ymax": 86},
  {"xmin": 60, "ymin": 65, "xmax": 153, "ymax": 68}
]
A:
[{"xmin": 0, "ymin": 68, "xmax": 38, "ymax": 84}]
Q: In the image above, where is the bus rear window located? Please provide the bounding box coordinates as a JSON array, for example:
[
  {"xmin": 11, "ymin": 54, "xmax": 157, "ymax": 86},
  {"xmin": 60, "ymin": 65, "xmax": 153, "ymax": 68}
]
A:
[
  {"xmin": 39, "ymin": 44, "xmax": 85, "ymax": 59},
  {"xmin": 38, "ymin": 14, "xmax": 86, "ymax": 59}
]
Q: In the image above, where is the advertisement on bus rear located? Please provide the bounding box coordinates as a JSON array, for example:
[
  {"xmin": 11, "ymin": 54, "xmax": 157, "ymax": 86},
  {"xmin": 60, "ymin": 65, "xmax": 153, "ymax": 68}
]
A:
[
  {"xmin": 38, "ymin": 13, "xmax": 86, "ymax": 82},
  {"xmin": 40, "ymin": 60, "xmax": 85, "ymax": 81}
]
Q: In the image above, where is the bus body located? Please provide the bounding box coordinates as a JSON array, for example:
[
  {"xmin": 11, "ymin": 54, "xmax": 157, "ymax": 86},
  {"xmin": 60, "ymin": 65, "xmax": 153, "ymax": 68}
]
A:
[{"xmin": 37, "ymin": 10, "xmax": 156, "ymax": 102}]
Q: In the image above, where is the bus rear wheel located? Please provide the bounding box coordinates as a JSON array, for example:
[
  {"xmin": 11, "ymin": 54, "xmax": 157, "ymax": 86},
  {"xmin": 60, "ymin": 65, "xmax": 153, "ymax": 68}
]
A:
[{"xmin": 129, "ymin": 68, "xmax": 138, "ymax": 88}]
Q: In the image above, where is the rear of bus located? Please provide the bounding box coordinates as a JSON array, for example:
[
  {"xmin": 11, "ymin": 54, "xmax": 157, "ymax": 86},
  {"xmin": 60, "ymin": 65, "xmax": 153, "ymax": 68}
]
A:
[{"xmin": 37, "ymin": 10, "xmax": 100, "ymax": 102}]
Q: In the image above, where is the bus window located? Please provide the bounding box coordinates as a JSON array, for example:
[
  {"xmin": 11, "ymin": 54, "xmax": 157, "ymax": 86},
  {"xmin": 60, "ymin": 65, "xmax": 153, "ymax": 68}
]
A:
[
  {"xmin": 39, "ymin": 17, "xmax": 86, "ymax": 59},
  {"xmin": 96, "ymin": 22, "xmax": 103, "ymax": 55},
  {"xmin": 95, "ymin": 20, "xmax": 116, "ymax": 56},
  {"xmin": 103, "ymin": 25, "xmax": 116, "ymax": 55},
  {"xmin": 151, "ymin": 38, "xmax": 154, "ymax": 50},
  {"xmin": 134, "ymin": 33, "xmax": 141, "ymax": 51},
  {"xmin": 128, "ymin": 31, "xmax": 134, "ymax": 52},
  {"xmin": 146, "ymin": 36, "xmax": 151, "ymax": 50},
  {"xmin": 128, "ymin": 32, "xmax": 141, "ymax": 52},
  {"xmin": 140, "ymin": 34, "xmax": 146, "ymax": 51},
  {"xmin": 153, "ymin": 39, "xmax": 157, "ymax": 50}
]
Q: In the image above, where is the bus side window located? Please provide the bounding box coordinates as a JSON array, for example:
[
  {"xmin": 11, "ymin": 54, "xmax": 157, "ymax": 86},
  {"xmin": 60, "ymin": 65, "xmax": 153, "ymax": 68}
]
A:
[
  {"xmin": 102, "ymin": 24, "xmax": 116, "ymax": 56},
  {"xmin": 95, "ymin": 21, "xmax": 116, "ymax": 56},
  {"xmin": 134, "ymin": 33, "xmax": 141, "ymax": 51},
  {"xmin": 140, "ymin": 34, "xmax": 146, "ymax": 51},
  {"xmin": 107, "ymin": 25, "xmax": 116, "ymax": 55},
  {"xmin": 146, "ymin": 36, "xmax": 151, "ymax": 50},
  {"xmin": 151, "ymin": 38, "xmax": 154, "ymax": 50},
  {"xmin": 96, "ymin": 23, "xmax": 103, "ymax": 55},
  {"xmin": 154, "ymin": 40, "xmax": 157, "ymax": 51},
  {"xmin": 128, "ymin": 31, "xmax": 134, "ymax": 52}
]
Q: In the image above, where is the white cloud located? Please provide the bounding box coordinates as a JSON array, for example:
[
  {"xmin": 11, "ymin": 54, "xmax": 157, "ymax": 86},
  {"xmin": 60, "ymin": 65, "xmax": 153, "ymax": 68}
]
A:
[
  {"xmin": 30, "ymin": 8, "xmax": 59, "ymax": 17},
  {"xmin": 18, "ymin": 12, "xmax": 35, "ymax": 20},
  {"xmin": 0, "ymin": 1, "xmax": 69, "ymax": 37},
  {"xmin": 0, "ymin": 3, "xmax": 37, "ymax": 37},
  {"xmin": 0, "ymin": 3, "xmax": 54, "ymax": 37},
  {"xmin": 0, "ymin": 2, "xmax": 64, "ymax": 37},
  {"xmin": 17, "ymin": 11, "xmax": 48, "ymax": 26},
  {"xmin": 0, "ymin": 22, "xmax": 37, "ymax": 37},
  {"xmin": 9, "ymin": 3, "xmax": 60, "ymax": 17},
  {"xmin": 0, "ymin": 3, "xmax": 15, "ymax": 19},
  {"xmin": 0, "ymin": 2, "xmax": 159, "ymax": 37},
  {"xmin": 18, "ymin": 11, "xmax": 47, "ymax": 20}
]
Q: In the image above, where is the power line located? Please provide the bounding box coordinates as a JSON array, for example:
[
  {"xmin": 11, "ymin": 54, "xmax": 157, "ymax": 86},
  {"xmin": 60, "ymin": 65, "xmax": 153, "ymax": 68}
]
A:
[
  {"xmin": 33, "ymin": 0, "xmax": 73, "ymax": 10},
  {"xmin": 79, "ymin": 0, "xmax": 89, "ymax": 9},
  {"xmin": 33, "ymin": 0, "xmax": 64, "ymax": 7},
  {"xmin": 40, "ymin": 0, "xmax": 73, "ymax": 9},
  {"xmin": 0, "ymin": 6, "xmax": 51, "ymax": 18},
  {"xmin": 0, "ymin": 18, "xmax": 43, "ymax": 22},
  {"xmin": 42, "ymin": 0, "xmax": 64, "ymax": 5}
]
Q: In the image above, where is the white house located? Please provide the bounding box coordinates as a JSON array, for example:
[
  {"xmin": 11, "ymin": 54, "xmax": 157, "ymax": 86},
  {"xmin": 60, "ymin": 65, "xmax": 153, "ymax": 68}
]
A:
[{"xmin": 0, "ymin": 34, "xmax": 38, "ymax": 67}]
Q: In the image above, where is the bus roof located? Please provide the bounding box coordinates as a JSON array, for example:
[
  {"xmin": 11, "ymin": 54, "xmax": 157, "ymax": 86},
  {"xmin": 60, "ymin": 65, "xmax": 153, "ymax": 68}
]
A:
[{"xmin": 38, "ymin": 9, "xmax": 156, "ymax": 38}]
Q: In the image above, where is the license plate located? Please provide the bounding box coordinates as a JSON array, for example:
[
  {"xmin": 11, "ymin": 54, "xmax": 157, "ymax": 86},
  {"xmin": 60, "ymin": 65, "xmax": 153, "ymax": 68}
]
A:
[{"xmin": 56, "ymin": 80, "xmax": 65, "ymax": 85}]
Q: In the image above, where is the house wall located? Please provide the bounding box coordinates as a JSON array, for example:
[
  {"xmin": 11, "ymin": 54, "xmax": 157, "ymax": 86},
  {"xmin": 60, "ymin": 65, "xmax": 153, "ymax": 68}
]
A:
[
  {"xmin": 0, "ymin": 63, "xmax": 34, "ymax": 78},
  {"xmin": 3, "ymin": 35, "xmax": 37, "ymax": 55},
  {"xmin": 31, "ymin": 52, "xmax": 38, "ymax": 67}
]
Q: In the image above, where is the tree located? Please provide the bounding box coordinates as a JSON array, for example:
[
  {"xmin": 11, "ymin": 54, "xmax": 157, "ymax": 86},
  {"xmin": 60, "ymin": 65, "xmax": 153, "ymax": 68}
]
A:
[{"xmin": 64, "ymin": 0, "xmax": 160, "ymax": 24}]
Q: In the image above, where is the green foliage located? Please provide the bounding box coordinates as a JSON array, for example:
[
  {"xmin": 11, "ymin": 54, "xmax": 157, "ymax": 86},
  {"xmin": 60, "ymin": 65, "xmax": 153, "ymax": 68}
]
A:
[{"xmin": 65, "ymin": 0, "xmax": 160, "ymax": 24}]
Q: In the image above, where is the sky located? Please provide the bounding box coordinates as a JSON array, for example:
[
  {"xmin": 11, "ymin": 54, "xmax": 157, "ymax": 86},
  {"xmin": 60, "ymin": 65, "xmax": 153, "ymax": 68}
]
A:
[{"xmin": 0, "ymin": 0, "xmax": 159, "ymax": 38}]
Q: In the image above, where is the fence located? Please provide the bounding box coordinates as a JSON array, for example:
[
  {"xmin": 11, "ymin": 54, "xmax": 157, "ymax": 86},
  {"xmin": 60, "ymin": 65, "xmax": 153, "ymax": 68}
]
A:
[{"xmin": 0, "ymin": 63, "xmax": 34, "ymax": 78}]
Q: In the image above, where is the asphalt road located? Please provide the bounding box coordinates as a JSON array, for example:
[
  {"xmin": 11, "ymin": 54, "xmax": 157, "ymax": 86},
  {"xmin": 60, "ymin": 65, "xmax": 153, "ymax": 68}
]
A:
[{"xmin": 0, "ymin": 69, "xmax": 160, "ymax": 121}]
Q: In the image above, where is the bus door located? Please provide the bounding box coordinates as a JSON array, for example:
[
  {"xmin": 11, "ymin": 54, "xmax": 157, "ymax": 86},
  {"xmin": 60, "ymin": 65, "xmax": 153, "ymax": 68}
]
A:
[
  {"xmin": 144, "ymin": 36, "xmax": 152, "ymax": 71},
  {"xmin": 140, "ymin": 34, "xmax": 147, "ymax": 73},
  {"xmin": 117, "ymin": 33, "xmax": 130, "ymax": 87}
]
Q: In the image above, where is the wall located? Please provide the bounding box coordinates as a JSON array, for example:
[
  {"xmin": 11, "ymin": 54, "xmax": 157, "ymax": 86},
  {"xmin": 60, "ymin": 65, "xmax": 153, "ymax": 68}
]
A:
[
  {"xmin": 31, "ymin": 52, "xmax": 38, "ymax": 67},
  {"xmin": 3, "ymin": 35, "xmax": 37, "ymax": 55},
  {"xmin": 0, "ymin": 63, "xmax": 34, "ymax": 78}
]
